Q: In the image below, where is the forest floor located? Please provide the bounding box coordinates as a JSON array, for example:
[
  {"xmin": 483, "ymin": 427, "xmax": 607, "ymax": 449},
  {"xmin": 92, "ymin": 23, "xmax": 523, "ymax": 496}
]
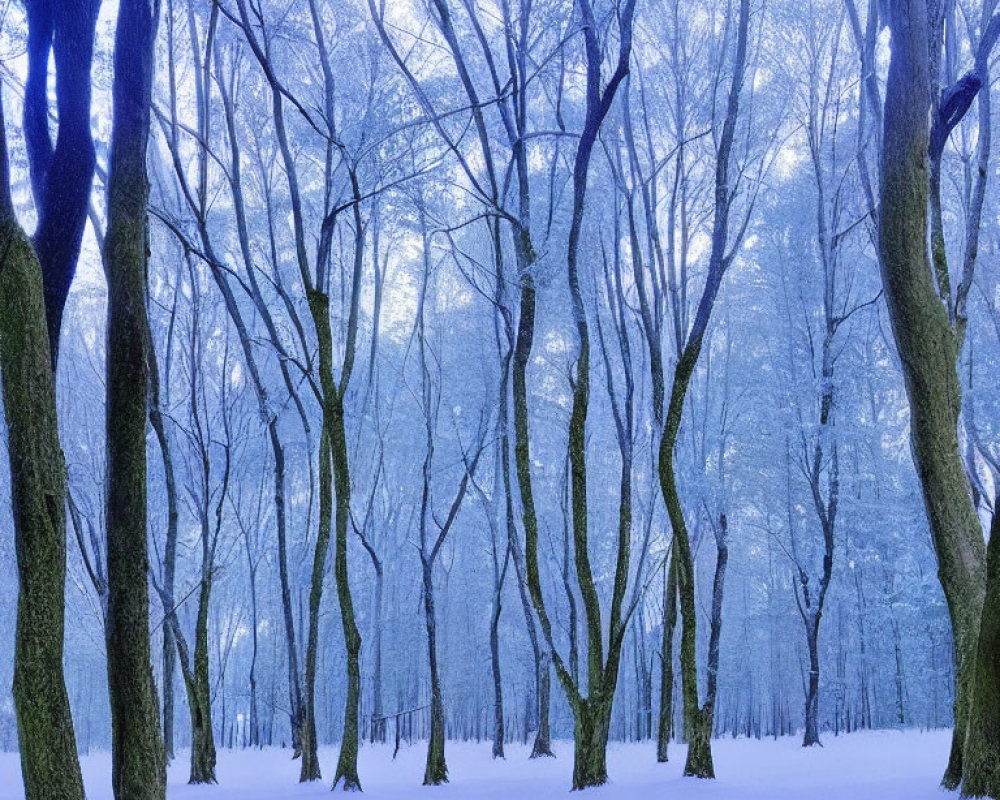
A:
[{"xmin": 0, "ymin": 728, "xmax": 955, "ymax": 798}]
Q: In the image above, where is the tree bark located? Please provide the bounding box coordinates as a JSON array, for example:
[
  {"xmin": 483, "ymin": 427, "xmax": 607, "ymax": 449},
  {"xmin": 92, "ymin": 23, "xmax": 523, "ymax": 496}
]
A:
[
  {"xmin": 0, "ymin": 139, "xmax": 85, "ymax": 800},
  {"xmin": 23, "ymin": 0, "xmax": 99, "ymax": 365},
  {"xmin": 964, "ymin": 505, "xmax": 1000, "ymax": 798},
  {"xmin": 422, "ymin": 559, "xmax": 448, "ymax": 785},
  {"xmin": 878, "ymin": 1, "xmax": 987, "ymax": 788},
  {"xmin": 657, "ymin": 0, "xmax": 749, "ymax": 779},
  {"xmin": 657, "ymin": 554, "xmax": 677, "ymax": 763},
  {"xmin": 331, "ymin": 393, "xmax": 362, "ymax": 791},
  {"xmin": 103, "ymin": 1, "xmax": 167, "ymax": 798}
]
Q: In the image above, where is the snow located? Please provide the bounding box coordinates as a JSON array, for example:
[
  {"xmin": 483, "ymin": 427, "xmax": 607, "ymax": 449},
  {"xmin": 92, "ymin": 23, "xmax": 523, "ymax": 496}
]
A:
[{"xmin": 0, "ymin": 729, "xmax": 957, "ymax": 799}]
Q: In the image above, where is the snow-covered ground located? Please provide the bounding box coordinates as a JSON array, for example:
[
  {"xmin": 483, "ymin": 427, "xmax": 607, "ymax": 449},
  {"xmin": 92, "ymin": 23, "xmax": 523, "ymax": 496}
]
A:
[{"xmin": 0, "ymin": 729, "xmax": 957, "ymax": 798}]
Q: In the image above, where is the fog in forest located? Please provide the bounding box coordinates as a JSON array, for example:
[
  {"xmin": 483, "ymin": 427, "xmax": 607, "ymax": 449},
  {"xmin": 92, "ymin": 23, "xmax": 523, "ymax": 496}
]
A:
[{"xmin": 1, "ymin": 0, "xmax": 1000, "ymax": 797}]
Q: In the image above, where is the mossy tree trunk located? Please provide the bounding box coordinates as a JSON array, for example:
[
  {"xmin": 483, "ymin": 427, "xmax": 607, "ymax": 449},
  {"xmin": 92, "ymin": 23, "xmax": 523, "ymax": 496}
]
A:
[
  {"xmin": 656, "ymin": 0, "xmax": 749, "ymax": 779},
  {"xmin": 329, "ymin": 169, "xmax": 366, "ymax": 792},
  {"xmin": 332, "ymin": 393, "xmax": 362, "ymax": 791},
  {"xmin": 162, "ymin": 585, "xmax": 217, "ymax": 785},
  {"xmin": 103, "ymin": 1, "xmax": 167, "ymax": 798},
  {"xmin": 963, "ymin": 502, "xmax": 1000, "ymax": 798},
  {"xmin": 190, "ymin": 568, "xmax": 217, "ymax": 784},
  {"xmin": 571, "ymin": 700, "xmax": 612, "ymax": 790},
  {"xmin": 878, "ymin": 1, "xmax": 992, "ymax": 789},
  {"xmin": 299, "ymin": 290, "xmax": 334, "ymax": 784},
  {"xmin": 517, "ymin": 2, "xmax": 635, "ymax": 790},
  {"xmin": 0, "ymin": 2, "xmax": 96, "ymax": 793},
  {"xmin": 0, "ymin": 196, "xmax": 85, "ymax": 800}
]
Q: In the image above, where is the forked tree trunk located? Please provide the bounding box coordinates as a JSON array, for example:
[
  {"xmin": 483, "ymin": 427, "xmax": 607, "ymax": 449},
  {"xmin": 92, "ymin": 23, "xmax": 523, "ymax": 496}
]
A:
[{"xmin": 571, "ymin": 699, "xmax": 612, "ymax": 790}]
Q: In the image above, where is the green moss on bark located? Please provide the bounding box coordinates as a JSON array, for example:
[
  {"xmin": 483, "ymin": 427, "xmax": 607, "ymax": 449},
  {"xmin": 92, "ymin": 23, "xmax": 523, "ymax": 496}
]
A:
[{"xmin": 0, "ymin": 219, "xmax": 86, "ymax": 800}]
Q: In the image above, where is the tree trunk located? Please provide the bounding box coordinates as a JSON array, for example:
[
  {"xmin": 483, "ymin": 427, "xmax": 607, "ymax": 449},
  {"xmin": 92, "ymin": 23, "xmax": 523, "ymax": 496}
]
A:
[
  {"xmin": 490, "ymin": 570, "xmax": 505, "ymax": 759},
  {"xmin": 657, "ymin": 554, "xmax": 677, "ymax": 763},
  {"xmin": 189, "ymin": 573, "xmax": 217, "ymax": 783},
  {"xmin": 803, "ymin": 619, "xmax": 821, "ymax": 747},
  {"xmin": 878, "ymin": 1, "xmax": 987, "ymax": 788},
  {"xmin": 332, "ymin": 396, "xmax": 362, "ymax": 791},
  {"xmin": 685, "ymin": 706, "xmax": 714, "ymax": 779},
  {"xmin": 571, "ymin": 700, "xmax": 611, "ymax": 790},
  {"xmin": 298, "ymin": 418, "xmax": 329, "ymax": 782},
  {"xmin": 299, "ymin": 289, "xmax": 336, "ymax": 784},
  {"xmin": 270, "ymin": 416, "xmax": 304, "ymax": 756},
  {"xmin": 532, "ymin": 652, "xmax": 553, "ymax": 758},
  {"xmin": 423, "ymin": 560, "xmax": 448, "ymax": 785},
  {"xmin": 962, "ymin": 505, "xmax": 1000, "ymax": 798},
  {"xmin": 0, "ymin": 203, "xmax": 85, "ymax": 800},
  {"xmin": 248, "ymin": 558, "xmax": 260, "ymax": 748},
  {"xmin": 368, "ymin": 558, "xmax": 385, "ymax": 745},
  {"xmin": 148, "ymin": 295, "xmax": 178, "ymax": 764},
  {"xmin": 103, "ymin": 1, "xmax": 166, "ymax": 797}
]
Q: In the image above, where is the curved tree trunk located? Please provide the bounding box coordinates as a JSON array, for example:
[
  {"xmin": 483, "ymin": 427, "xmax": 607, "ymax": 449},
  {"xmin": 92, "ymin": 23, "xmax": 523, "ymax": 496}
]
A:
[
  {"xmin": 299, "ymin": 305, "xmax": 332, "ymax": 782},
  {"xmin": 878, "ymin": 1, "xmax": 988, "ymax": 789},
  {"xmin": 656, "ymin": 0, "xmax": 749, "ymax": 779}
]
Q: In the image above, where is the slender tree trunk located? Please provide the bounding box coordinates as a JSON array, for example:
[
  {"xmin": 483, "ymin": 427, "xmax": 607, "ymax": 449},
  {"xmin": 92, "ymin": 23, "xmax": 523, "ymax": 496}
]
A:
[
  {"xmin": 533, "ymin": 653, "xmax": 553, "ymax": 758},
  {"xmin": 657, "ymin": 0, "xmax": 748, "ymax": 779},
  {"xmin": 657, "ymin": 555, "xmax": 677, "ymax": 763},
  {"xmin": 803, "ymin": 617, "xmax": 821, "ymax": 746},
  {"xmin": 103, "ymin": 2, "xmax": 166, "ymax": 798},
  {"xmin": 332, "ymin": 395, "xmax": 362, "ymax": 791},
  {"xmin": 148, "ymin": 292, "xmax": 178, "ymax": 764},
  {"xmin": 299, "ymin": 317, "xmax": 331, "ymax": 782},
  {"xmin": 422, "ymin": 559, "xmax": 448, "ymax": 785},
  {"xmin": 248, "ymin": 558, "xmax": 261, "ymax": 748},
  {"xmin": 490, "ymin": 554, "xmax": 505, "ymax": 759},
  {"xmin": 368, "ymin": 557, "xmax": 385, "ymax": 745},
  {"xmin": 189, "ymin": 569, "xmax": 217, "ymax": 783}
]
